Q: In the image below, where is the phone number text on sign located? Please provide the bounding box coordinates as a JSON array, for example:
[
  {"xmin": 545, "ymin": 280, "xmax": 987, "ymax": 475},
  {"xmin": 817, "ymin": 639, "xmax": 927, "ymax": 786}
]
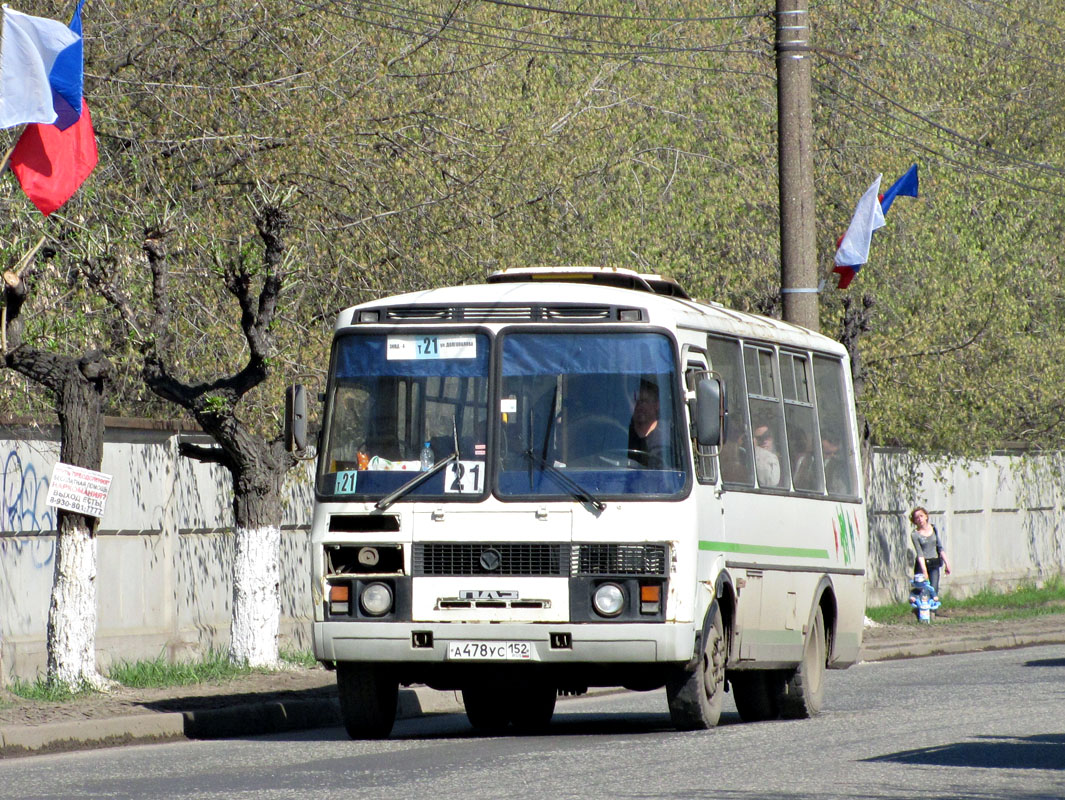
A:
[{"xmin": 46, "ymin": 463, "xmax": 113, "ymax": 518}]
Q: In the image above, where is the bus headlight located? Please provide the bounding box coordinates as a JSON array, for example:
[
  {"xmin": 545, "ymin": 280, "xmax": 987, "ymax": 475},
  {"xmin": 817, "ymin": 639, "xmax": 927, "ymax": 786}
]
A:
[
  {"xmin": 360, "ymin": 582, "xmax": 394, "ymax": 616},
  {"xmin": 592, "ymin": 583, "xmax": 625, "ymax": 617}
]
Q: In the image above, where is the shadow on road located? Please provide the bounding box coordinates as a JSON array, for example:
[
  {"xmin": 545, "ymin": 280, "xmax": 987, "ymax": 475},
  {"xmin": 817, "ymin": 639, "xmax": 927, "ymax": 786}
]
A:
[{"xmin": 866, "ymin": 733, "xmax": 1065, "ymax": 771}]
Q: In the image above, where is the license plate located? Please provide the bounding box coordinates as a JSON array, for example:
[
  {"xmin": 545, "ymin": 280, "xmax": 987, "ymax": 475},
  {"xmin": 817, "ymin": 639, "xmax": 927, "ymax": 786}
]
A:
[{"xmin": 447, "ymin": 641, "xmax": 533, "ymax": 660}]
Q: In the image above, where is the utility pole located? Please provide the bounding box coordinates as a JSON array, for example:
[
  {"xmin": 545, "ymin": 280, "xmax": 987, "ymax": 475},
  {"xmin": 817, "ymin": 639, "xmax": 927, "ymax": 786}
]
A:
[{"xmin": 776, "ymin": 0, "xmax": 819, "ymax": 332}]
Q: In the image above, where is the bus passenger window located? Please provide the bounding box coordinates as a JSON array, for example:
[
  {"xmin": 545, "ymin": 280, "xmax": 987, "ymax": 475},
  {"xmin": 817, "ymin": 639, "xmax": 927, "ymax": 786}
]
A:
[
  {"xmin": 745, "ymin": 345, "xmax": 791, "ymax": 490},
  {"xmin": 707, "ymin": 337, "xmax": 754, "ymax": 486},
  {"xmin": 813, "ymin": 355, "xmax": 858, "ymax": 496},
  {"xmin": 782, "ymin": 352, "xmax": 824, "ymax": 493}
]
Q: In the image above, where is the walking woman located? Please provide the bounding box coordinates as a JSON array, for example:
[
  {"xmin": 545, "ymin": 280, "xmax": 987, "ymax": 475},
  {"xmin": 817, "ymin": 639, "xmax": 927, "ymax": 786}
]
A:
[{"xmin": 910, "ymin": 506, "xmax": 951, "ymax": 595}]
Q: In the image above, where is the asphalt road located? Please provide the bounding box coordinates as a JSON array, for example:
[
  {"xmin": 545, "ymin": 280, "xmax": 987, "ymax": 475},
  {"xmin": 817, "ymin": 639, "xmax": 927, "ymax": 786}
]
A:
[{"xmin": 2, "ymin": 644, "xmax": 1064, "ymax": 800}]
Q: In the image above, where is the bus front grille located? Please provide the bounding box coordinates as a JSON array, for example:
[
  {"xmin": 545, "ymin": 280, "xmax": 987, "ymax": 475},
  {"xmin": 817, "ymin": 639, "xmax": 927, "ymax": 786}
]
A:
[
  {"xmin": 573, "ymin": 543, "xmax": 668, "ymax": 576},
  {"xmin": 414, "ymin": 543, "xmax": 568, "ymax": 576},
  {"xmin": 412, "ymin": 542, "xmax": 669, "ymax": 577}
]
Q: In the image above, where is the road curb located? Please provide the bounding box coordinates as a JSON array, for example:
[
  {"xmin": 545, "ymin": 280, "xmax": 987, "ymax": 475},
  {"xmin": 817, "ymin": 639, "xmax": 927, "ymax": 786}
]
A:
[
  {"xmin": 5, "ymin": 634, "xmax": 1065, "ymax": 756},
  {"xmin": 0, "ymin": 686, "xmax": 464, "ymax": 755},
  {"xmin": 859, "ymin": 629, "xmax": 1065, "ymax": 662}
]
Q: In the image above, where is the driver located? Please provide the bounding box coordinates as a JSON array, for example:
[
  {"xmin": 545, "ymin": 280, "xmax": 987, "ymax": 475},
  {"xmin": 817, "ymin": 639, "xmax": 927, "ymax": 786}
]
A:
[{"xmin": 628, "ymin": 379, "xmax": 665, "ymax": 468}]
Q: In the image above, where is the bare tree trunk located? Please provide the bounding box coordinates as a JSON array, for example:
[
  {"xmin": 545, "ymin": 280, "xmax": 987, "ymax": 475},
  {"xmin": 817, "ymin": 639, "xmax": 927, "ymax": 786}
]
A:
[
  {"xmin": 226, "ymin": 456, "xmax": 286, "ymax": 667},
  {"xmin": 230, "ymin": 524, "xmax": 281, "ymax": 666},
  {"xmin": 5, "ymin": 265, "xmax": 112, "ymax": 689},
  {"xmin": 132, "ymin": 203, "xmax": 298, "ymax": 668},
  {"xmin": 47, "ymin": 513, "xmax": 105, "ymax": 688}
]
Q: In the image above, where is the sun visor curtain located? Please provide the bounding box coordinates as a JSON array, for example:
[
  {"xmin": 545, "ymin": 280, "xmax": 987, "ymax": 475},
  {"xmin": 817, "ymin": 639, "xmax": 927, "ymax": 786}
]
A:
[
  {"xmin": 502, "ymin": 332, "xmax": 675, "ymax": 376},
  {"xmin": 333, "ymin": 333, "xmax": 490, "ymax": 378}
]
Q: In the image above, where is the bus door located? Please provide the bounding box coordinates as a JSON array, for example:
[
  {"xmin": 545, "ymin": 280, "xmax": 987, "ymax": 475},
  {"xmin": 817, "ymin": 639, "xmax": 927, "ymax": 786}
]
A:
[{"xmin": 683, "ymin": 345, "xmax": 724, "ymax": 620}]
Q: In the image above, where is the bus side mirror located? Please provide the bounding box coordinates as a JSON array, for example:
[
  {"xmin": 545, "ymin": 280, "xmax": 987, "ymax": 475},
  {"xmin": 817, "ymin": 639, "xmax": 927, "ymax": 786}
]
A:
[
  {"xmin": 285, "ymin": 384, "xmax": 307, "ymax": 452},
  {"xmin": 694, "ymin": 377, "xmax": 725, "ymax": 447}
]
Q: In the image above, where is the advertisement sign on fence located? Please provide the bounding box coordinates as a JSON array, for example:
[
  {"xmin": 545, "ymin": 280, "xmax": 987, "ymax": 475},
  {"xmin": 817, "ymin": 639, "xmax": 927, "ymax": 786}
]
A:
[{"xmin": 46, "ymin": 463, "xmax": 113, "ymax": 518}]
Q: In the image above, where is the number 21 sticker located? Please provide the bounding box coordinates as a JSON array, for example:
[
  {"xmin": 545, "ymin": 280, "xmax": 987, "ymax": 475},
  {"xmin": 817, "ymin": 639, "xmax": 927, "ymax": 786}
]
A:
[{"xmin": 445, "ymin": 461, "xmax": 484, "ymax": 494}]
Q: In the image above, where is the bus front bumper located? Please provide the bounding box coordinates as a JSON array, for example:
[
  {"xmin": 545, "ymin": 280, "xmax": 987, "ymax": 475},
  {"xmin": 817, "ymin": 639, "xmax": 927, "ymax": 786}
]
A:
[{"xmin": 313, "ymin": 620, "xmax": 697, "ymax": 665}]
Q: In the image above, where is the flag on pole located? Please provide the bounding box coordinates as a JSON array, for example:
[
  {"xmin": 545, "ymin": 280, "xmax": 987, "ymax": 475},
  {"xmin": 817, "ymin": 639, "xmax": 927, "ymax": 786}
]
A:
[
  {"xmin": 0, "ymin": 6, "xmax": 82, "ymax": 129},
  {"xmin": 9, "ymin": 1, "xmax": 96, "ymax": 217},
  {"xmin": 832, "ymin": 164, "xmax": 919, "ymax": 289},
  {"xmin": 879, "ymin": 163, "xmax": 919, "ymax": 215}
]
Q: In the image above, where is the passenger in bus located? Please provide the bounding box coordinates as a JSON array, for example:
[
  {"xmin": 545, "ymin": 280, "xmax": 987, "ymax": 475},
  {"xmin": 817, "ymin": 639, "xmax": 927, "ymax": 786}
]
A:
[
  {"xmin": 821, "ymin": 431, "xmax": 850, "ymax": 494},
  {"xmin": 719, "ymin": 418, "xmax": 751, "ymax": 483},
  {"xmin": 752, "ymin": 420, "xmax": 781, "ymax": 487},
  {"xmin": 790, "ymin": 427, "xmax": 819, "ymax": 491},
  {"xmin": 628, "ymin": 379, "xmax": 665, "ymax": 468}
]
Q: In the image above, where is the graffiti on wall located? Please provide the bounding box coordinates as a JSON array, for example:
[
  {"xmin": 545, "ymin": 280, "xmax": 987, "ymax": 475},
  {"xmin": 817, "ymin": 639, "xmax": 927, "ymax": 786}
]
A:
[{"xmin": 1, "ymin": 448, "xmax": 56, "ymax": 568}]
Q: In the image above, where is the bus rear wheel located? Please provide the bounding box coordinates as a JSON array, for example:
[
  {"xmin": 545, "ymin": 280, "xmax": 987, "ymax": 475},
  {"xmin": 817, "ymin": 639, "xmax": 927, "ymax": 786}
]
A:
[
  {"xmin": 336, "ymin": 662, "xmax": 398, "ymax": 739},
  {"xmin": 463, "ymin": 681, "xmax": 557, "ymax": 733},
  {"xmin": 666, "ymin": 605, "xmax": 725, "ymax": 730},
  {"xmin": 729, "ymin": 671, "xmax": 784, "ymax": 722},
  {"xmin": 509, "ymin": 683, "xmax": 557, "ymax": 733},
  {"xmin": 779, "ymin": 605, "xmax": 827, "ymax": 719}
]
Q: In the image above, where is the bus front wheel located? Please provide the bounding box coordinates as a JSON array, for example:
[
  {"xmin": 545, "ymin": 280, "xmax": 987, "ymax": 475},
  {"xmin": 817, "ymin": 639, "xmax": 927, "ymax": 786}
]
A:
[
  {"xmin": 779, "ymin": 604, "xmax": 826, "ymax": 719},
  {"xmin": 336, "ymin": 662, "xmax": 398, "ymax": 739},
  {"xmin": 666, "ymin": 604, "xmax": 725, "ymax": 730}
]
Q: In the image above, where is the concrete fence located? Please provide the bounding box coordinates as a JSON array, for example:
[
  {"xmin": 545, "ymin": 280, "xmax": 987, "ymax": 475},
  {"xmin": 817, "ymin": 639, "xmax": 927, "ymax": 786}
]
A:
[{"xmin": 3, "ymin": 421, "xmax": 1063, "ymax": 682}]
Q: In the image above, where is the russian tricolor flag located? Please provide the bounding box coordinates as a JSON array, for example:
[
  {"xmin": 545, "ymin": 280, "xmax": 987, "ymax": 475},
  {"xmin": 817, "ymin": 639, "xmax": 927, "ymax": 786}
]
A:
[
  {"xmin": 2, "ymin": 2, "xmax": 97, "ymax": 217},
  {"xmin": 833, "ymin": 164, "xmax": 919, "ymax": 289}
]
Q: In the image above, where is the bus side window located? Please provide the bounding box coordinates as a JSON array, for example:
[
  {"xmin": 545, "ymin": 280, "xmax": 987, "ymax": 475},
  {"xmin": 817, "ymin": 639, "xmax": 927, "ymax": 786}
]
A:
[
  {"xmin": 813, "ymin": 355, "xmax": 859, "ymax": 497},
  {"xmin": 707, "ymin": 336, "xmax": 754, "ymax": 486},
  {"xmin": 744, "ymin": 345, "xmax": 791, "ymax": 490},
  {"xmin": 782, "ymin": 352, "xmax": 824, "ymax": 493}
]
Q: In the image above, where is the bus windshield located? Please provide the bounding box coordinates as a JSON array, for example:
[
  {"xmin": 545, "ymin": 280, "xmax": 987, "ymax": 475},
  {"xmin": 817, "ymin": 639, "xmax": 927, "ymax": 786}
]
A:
[
  {"xmin": 317, "ymin": 331, "xmax": 490, "ymax": 499},
  {"xmin": 497, "ymin": 331, "xmax": 687, "ymax": 500}
]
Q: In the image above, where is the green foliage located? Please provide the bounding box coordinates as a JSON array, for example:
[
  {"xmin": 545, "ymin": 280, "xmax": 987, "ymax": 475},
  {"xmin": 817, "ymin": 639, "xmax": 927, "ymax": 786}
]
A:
[
  {"xmin": 867, "ymin": 576, "xmax": 1065, "ymax": 624},
  {"xmin": 2, "ymin": 1, "xmax": 1064, "ymax": 454},
  {"xmin": 106, "ymin": 650, "xmax": 255, "ymax": 689},
  {"xmin": 7, "ymin": 677, "xmax": 96, "ymax": 702},
  {"xmin": 279, "ymin": 648, "xmax": 318, "ymax": 669}
]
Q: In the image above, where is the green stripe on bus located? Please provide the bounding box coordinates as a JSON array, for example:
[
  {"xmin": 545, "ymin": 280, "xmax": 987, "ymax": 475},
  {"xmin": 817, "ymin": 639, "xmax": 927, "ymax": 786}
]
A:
[{"xmin": 698, "ymin": 540, "xmax": 830, "ymax": 559}]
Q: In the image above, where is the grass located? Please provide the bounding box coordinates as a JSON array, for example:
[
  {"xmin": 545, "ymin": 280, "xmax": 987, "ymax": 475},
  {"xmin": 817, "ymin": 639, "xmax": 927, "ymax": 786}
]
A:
[
  {"xmin": 7, "ymin": 677, "xmax": 97, "ymax": 703},
  {"xmin": 867, "ymin": 576, "xmax": 1065, "ymax": 625},
  {"xmin": 6, "ymin": 648, "xmax": 322, "ymax": 701},
  {"xmin": 107, "ymin": 649, "xmax": 257, "ymax": 689}
]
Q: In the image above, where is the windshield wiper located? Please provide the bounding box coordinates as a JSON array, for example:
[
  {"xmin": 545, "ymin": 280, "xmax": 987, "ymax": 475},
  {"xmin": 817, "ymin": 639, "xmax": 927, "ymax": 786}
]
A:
[
  {"xmin": 522, "ymin": 448, "xmax": 606, "ymax": 512},
  {"xmin": 376, "ymin": 419, "xmax": 462, "ymax": 511},
  {"xmin": 374, "ymin": 452, "xmax": 457, "ymax": 510}
]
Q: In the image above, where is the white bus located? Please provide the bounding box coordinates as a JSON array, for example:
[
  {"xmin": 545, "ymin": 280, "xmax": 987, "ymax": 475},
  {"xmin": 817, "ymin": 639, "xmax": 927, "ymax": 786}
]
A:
[{"xmin": 304, "ymin": 266, "xmax": 867, "ymax": 737}]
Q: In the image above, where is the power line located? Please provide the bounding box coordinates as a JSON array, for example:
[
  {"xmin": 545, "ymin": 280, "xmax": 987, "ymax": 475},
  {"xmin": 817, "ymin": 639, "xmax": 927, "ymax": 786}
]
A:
[
  {"xmin": 818, "ymin": 54, "xmax": 1065, "ymax": 180},
  {"xmin": 477, "ymin": 0, "xmax": 762, "ymax": 24},
  {"xmin": 814, "ymin": 76, "xmax": 1064, "ymax": 199},
  {"xmin": 350, "ymin": 0, "xmax": 760, "ymax": 58},
  {"xmin": 340, "ymin": 6, "xmax": 765, "ymax": 68},
  {"xmin": 881, "ymin": 0, "xmax": 1065, "ymax": 70}
]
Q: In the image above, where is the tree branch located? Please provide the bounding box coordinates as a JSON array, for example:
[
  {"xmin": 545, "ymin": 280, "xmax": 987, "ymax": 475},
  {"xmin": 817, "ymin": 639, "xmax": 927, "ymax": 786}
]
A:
[{"xmin": 178, "ymin": 440, "xmax": 235, "ymax": 468}]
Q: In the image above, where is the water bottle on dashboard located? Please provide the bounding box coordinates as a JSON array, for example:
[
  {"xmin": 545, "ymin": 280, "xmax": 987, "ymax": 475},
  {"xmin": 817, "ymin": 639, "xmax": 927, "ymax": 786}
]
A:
[{"xmin": 420, "ymin": 440, "xmax": 435, "ymax": 471}]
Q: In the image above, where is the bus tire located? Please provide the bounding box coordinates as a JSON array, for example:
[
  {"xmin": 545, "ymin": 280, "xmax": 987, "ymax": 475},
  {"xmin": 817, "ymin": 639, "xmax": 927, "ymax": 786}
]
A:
[
  {"xmin": 509, "ymin": 683, "xmax": 557, "ymax": 733},
  {"xmin": 779, "ymin": 604, "xmax": 826, "ymax": 719},
  {"xmin": 336, "ymin": 662, "xmax": 398, "ymax": 739},
  {"xmin": 730, "ymin": 671, "xmax": 783, "ymax": 722},
  {"xmin": 666, "ymin": 604, "xmax": 725, "ymax": 730},
  {"xmin": 462, "ymin": 685, "xmax": 511, "ymax": 733}
]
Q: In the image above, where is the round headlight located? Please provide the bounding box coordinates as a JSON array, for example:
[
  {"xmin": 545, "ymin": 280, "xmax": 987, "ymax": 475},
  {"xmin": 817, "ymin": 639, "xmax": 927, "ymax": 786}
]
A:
[
  {"xmin": 360, "ymin": 582, "xmax": 393, "ymax": 616},
  {"xmin": 592, "ymin": 583, "xmax": 625, "ymax": 617}
]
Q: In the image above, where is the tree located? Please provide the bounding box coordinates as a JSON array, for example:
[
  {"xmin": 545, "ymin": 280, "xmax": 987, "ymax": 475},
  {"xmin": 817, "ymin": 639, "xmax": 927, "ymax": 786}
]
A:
[
  {"xmin": 2, "ymin": 241, "xmax": 111, "ymax": 689},
  {"xmin": 93, "ymin": 198, "xmax": 299, "ymax": 665}
]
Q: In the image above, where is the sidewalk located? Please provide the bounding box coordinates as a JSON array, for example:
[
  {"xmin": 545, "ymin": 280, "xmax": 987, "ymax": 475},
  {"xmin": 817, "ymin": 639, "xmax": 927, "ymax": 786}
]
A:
[{"xmin": 3, "ymin": 615, "xmax": 1065, "ymax": 757}]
